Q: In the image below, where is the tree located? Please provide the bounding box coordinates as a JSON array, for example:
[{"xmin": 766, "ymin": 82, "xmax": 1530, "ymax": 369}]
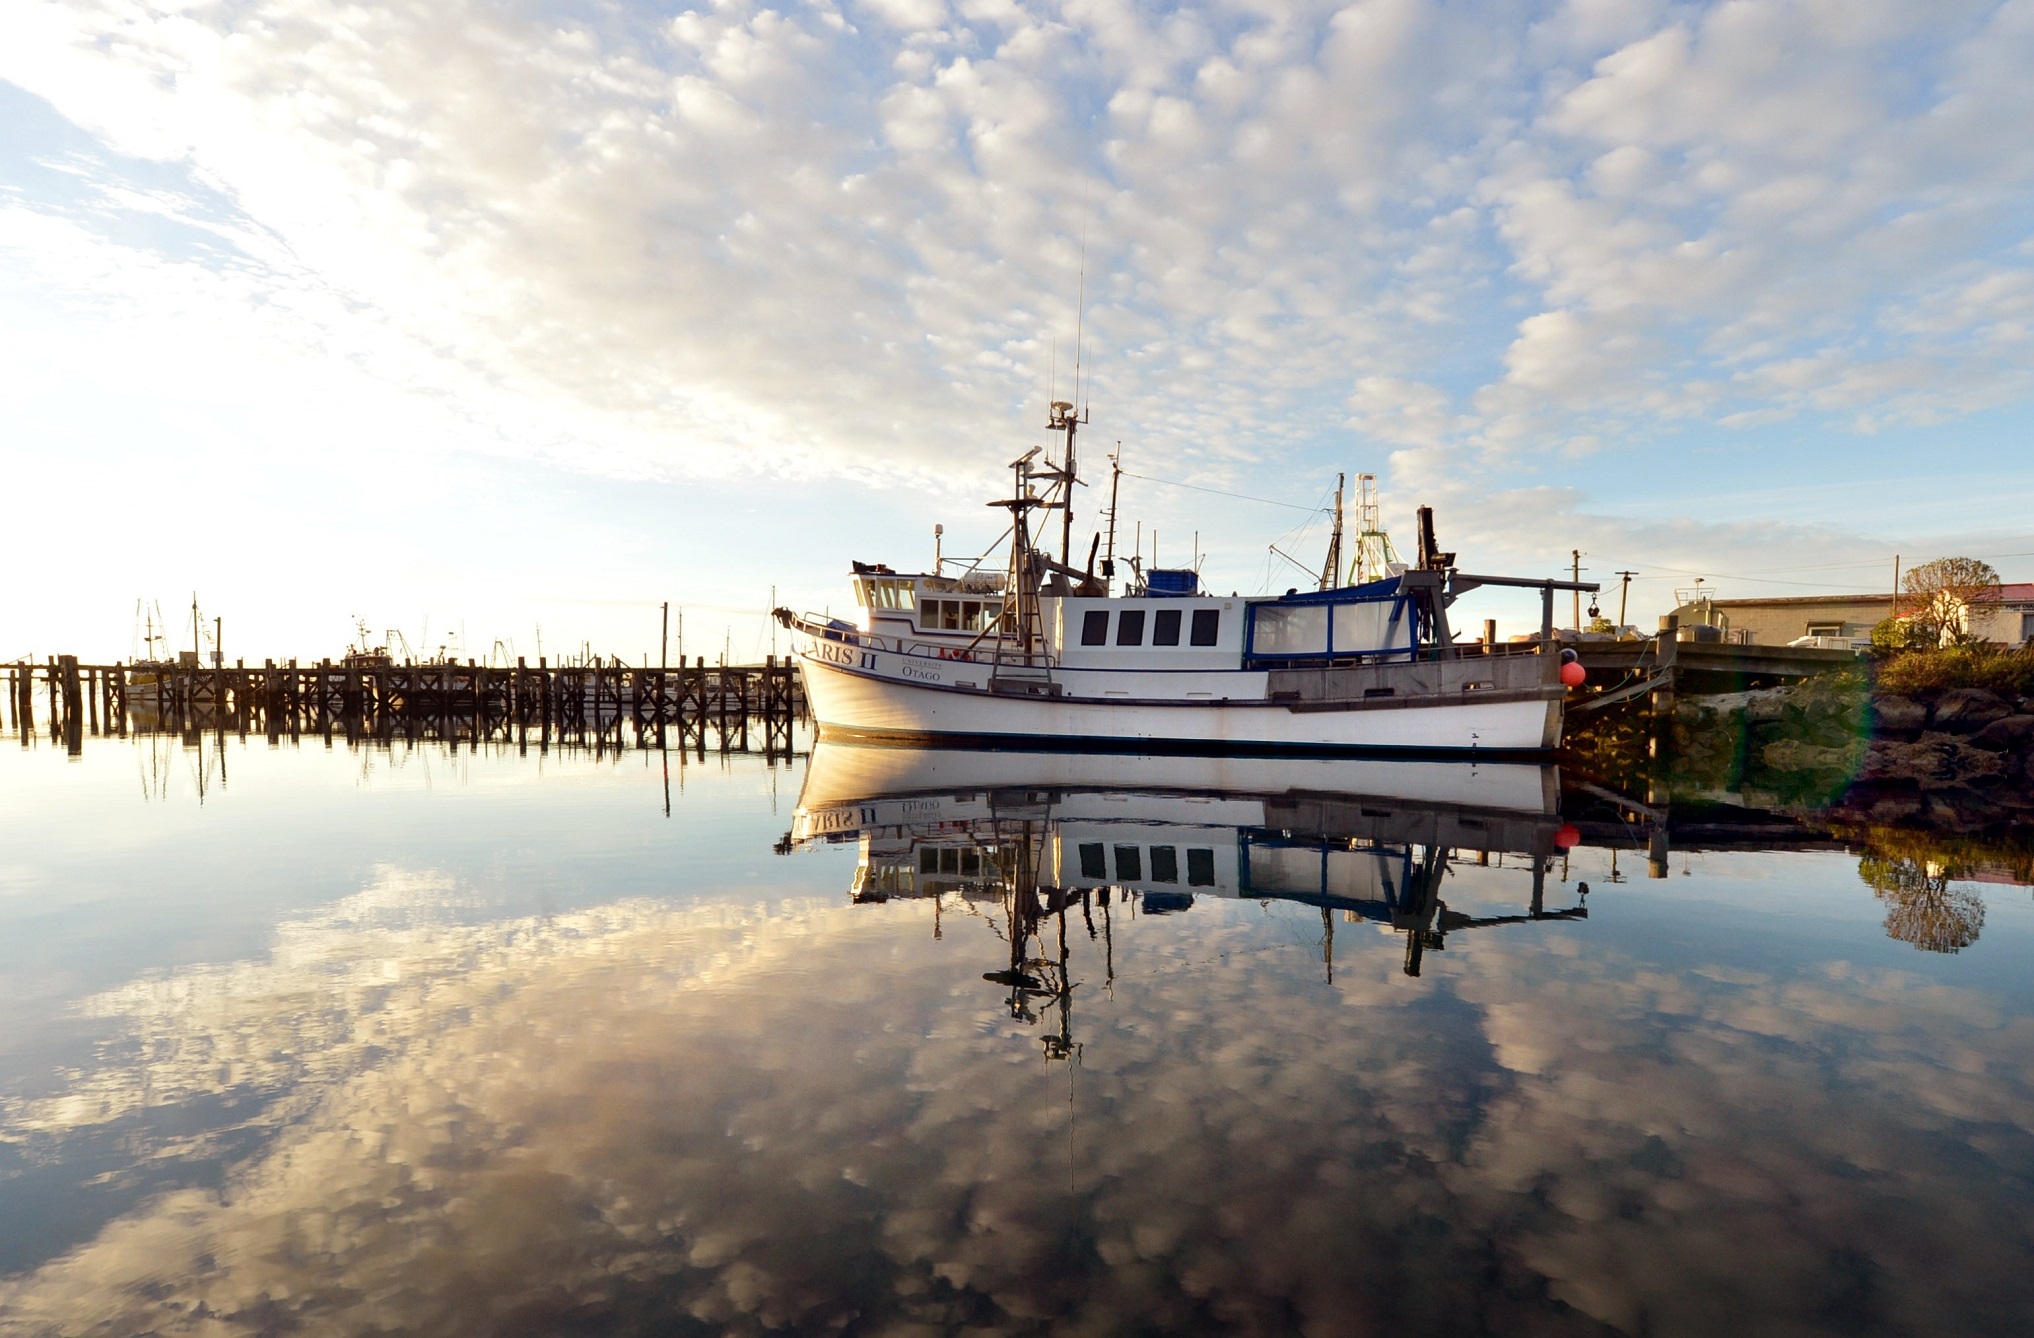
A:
[
  {"xmin": 1859, "ymin": 853, "xmax": 1985, "ymax": 953},
  {"xmin": 1902, "ymin": 557, "xmax": 2001, "ymax": 646}
]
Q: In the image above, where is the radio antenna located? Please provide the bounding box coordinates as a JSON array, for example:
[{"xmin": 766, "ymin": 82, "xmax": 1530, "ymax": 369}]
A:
[{"xmin": 1072, "ymin": 226, "xmax": 1087, "ymax": 416}]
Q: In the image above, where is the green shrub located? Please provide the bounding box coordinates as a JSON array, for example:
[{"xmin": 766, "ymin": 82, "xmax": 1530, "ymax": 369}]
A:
[
  {"xmin": 1875, "ymin": 644, "xmax": 2034, "ymax": 698},
  {"xmin": 1869, "ymin": 616, "xmax": 1925, "ymax": 654}
]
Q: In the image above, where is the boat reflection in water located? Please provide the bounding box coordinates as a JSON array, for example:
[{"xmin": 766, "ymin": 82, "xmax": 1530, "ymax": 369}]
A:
[{"xmin": 793, "ymin": 744, "xmax": 1587, "ymax": 1056}]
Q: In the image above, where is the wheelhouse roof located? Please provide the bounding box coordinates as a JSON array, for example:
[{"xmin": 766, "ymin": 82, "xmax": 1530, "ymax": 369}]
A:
[{"xmin": 1255, "ymin": 576, "xmax": 1403, "ymax": 606}]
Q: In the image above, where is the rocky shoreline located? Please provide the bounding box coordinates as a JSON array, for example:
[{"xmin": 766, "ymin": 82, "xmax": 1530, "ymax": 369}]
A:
[
  {"xmin": 1569, "ymin": 672, "xmax": 2034, "ymax": 834},
  {"xmin": 1842, "ymin": 687, "xmax": 2034, "ymax": 825}
]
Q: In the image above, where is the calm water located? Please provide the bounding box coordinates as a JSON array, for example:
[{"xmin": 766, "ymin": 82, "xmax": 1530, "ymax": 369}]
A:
[{"xmin": 2, "ymin": 734, "xmax": 2032, "ymax": 1337}]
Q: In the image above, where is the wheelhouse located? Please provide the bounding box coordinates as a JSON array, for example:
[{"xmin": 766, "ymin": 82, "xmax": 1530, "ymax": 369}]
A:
[
  {"xmin": 1241, "ymin": 579, "xmax": 1418, "ymax": 667},
  {"xmin": 849, "ymin": 563, "xmax": 1011, "ymax": 642}
]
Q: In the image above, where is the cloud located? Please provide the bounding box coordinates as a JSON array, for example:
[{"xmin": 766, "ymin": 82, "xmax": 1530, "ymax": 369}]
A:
[
  {"xmin": 2, "ymin": 857, "xmax": 2031, "ymax": 1335},
  {"xmin": 3, "ymin": 0, "xmax": 2034, "ymax": 643}
]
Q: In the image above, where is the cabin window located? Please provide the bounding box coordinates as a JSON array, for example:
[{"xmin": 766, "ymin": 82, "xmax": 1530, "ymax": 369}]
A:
[
  {"xmin": 1081, "ymin": 611, "xmax": 1110, "ymax": 645},
  {"xmin": 1331, "ymin": 599, "xmax": 1404, "ymax": 653},
  {"xmin": 1251, "ymin": 604, "xmax": 1327, "ymax": 656},
  {"xmin": 921, "ymin": 598, "xmax": 1000, "ymax": 632},
  {"xmin": 1079, "ymin": 842, "xmax": 1107, "ymax": 880},
  {"xmin": 1117, "ymin": 610, "xmax": 1146, "ymax": 646},
  {"xmin": 1805, "ymin": 622, "xmax": 1842, "ymax": 637},
  {"xmin": 914, "ymin": 847, "xmax": 975, "ymax": 875},
  {"xmin": 1153, "ymin": 608, "xmax": 1182, "ymax": 646},
  {"xmin": 1114, "ymin": 845, "xmax": 1143, "ymax": 881},
  {"xmin": 861, "ymin": 578, "xmax": 915, "ymax": 611},
  {"xmin": 1191, "ymin": 609, "xmax": 1220, "ymax": 646},
  {"xmin": 1150, "ymin": 846, "xmax": 1179, "ymax": 883},
  {"xmin": 1187, "ymin": 849, "xmax": 1216, "ymax": 886}
]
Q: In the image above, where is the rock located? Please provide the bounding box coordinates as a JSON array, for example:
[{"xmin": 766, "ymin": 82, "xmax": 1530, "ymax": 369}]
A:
[
  {"xmin": 1969, "ymin": 714, "xmax": 2034, "ymax": 752},
  {"xmin": 1865, "ymin": 790, "xmax": 1925, "ymax": 823},
  {"xmin": 1761, "ymin": 738, "xmax": 1863, "ymax": 772},
  {"xmin": 1927, "ymin": 788, "xmax": 2001, "ymax": 829},
  {"xmin": 1832, "ymin": 782, "xmax": 1925, "ymax": 824},
  {"xmin": 1858, "ymin": 734, "xmax": 2010, "ymax": 788},
  {"xmin": 1993, "ymin": 781, "xmax": 2034, "ymax": 810},
  {"xmin": 1932, "ymin": 688, "xmax": 2011, "ymax": 734},
  {"xmin": 1743, "ymin": 691, "xmax": 1789, "ymax": 725},
  {"xmin": 1871, "ymin": 695, "xmax": 1928, "ymax": 737}
]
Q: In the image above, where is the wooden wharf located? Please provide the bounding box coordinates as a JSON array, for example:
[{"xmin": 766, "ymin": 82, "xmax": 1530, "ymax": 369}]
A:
[
  {"xmin": 6, "ymin": 655, "xmax": 807, "ymax": 759},
  {"xmin": 1564, "ymin": 631, "xmax": 1863, "ymax": 719}
]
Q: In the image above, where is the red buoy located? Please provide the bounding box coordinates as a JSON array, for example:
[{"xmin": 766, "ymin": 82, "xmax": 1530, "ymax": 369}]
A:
[{"xmin": 1559, "ymin": 660, "xmax": 1587, "ymax": 688}]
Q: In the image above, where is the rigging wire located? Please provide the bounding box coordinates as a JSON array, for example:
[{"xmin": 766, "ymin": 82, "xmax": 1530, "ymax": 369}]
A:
[{"xmin": 1118, "ymin": 470, "xmax": 1329, "ymax": 514}]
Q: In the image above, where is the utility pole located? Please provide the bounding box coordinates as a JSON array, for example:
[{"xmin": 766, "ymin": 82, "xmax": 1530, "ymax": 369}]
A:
[
  {"xmin": 1571, "ymin": 551, "xmax": 1584, "ymax": 630},
  {"xmin": 1891, "ymin": 553, "xmax": 1901, "ymax": 623},
  {"xmin": 660, "ymin": 602, "xmax": 669, "ymax": 672},
  {"xmin": 1615, "ymin": 571, "xmax": 1638, "ymax": 631}
]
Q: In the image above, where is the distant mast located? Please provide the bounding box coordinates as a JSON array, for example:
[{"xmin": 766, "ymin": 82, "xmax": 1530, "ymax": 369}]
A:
[
  {"xmin": 1320, "ymin": 473, "xmax": 1345, "ymax": 591},
  {"xmin": 1352, "ymin": 473, "xmax": 1400, "ymax": 585}
]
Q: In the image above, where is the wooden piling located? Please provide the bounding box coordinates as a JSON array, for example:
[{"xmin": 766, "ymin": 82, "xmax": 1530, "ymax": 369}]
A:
[{"xmin": 7, "ymin": 652, "xmax": 804, "ymax": 759}]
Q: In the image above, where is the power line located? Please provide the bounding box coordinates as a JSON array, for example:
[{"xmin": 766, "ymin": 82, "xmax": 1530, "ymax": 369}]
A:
[{"xmin": 1601, "ymin": 549, "xmax": 2034, "ymax": 588}]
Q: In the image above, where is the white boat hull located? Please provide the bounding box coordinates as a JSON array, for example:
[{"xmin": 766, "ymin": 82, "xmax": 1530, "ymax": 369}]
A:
[
  {"xmin": 794, "ymin": 636, "xmax": 1563, "ymax": 756},
  {"xmin": 796, "ymin": 743, "xmax": 1559, "ymax": 822}
]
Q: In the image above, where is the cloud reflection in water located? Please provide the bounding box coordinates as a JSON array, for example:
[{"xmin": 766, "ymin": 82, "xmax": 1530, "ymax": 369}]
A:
[{"xmin": 2, "ymin": 863, "xmax": 2032, "ymax": 1336}]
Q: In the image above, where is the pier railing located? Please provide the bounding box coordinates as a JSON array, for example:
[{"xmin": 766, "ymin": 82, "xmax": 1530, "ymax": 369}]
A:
[{"xmin": 6, "ymin": 656, "xmax": 807, "ymax": 759}]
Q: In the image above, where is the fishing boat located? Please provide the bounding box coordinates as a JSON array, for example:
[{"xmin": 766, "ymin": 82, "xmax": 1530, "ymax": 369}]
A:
[
  {"xmin": 774, "ymin": 403, "xmax": 1595, "ymax": 757},
  {"xmin": 788, "ymin": 744, "xmax": 1583, "ymax": 987},
  {"xmin": 124, "ymin": 598, "xmax": 202, "ymax": 721}
]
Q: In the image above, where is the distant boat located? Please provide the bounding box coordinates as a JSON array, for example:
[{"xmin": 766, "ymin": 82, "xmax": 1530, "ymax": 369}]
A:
[{"xmin": 775, "ymin": 407, "xmax": 1588, "ymax": 757}]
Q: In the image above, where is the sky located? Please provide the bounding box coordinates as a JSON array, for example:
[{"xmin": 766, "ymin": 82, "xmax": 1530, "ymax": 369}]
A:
[{"xmin": 3, "ymin": 0, "xmax": 2033, "ymax": 663}]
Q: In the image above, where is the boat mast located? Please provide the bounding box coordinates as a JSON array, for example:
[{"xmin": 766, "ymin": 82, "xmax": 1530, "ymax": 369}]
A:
[
  {"xmin": 1049, "ymin": 398, "xmax": 1083, "ymax": 567},
  {"xmin": 1054, "ymin": 239, "xmax": 1090, "ymax": 569},
  {"xmin": 991, "ymin": 448, "xmax": 1050, "ymax": 664},
  {"xmin": 1102, "ymin": 447, "xmax": 1122, "ymax": 588},
  {"xmin": 1320, "ymin": 473, "xmax": 1345, "ymax": 591}
]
